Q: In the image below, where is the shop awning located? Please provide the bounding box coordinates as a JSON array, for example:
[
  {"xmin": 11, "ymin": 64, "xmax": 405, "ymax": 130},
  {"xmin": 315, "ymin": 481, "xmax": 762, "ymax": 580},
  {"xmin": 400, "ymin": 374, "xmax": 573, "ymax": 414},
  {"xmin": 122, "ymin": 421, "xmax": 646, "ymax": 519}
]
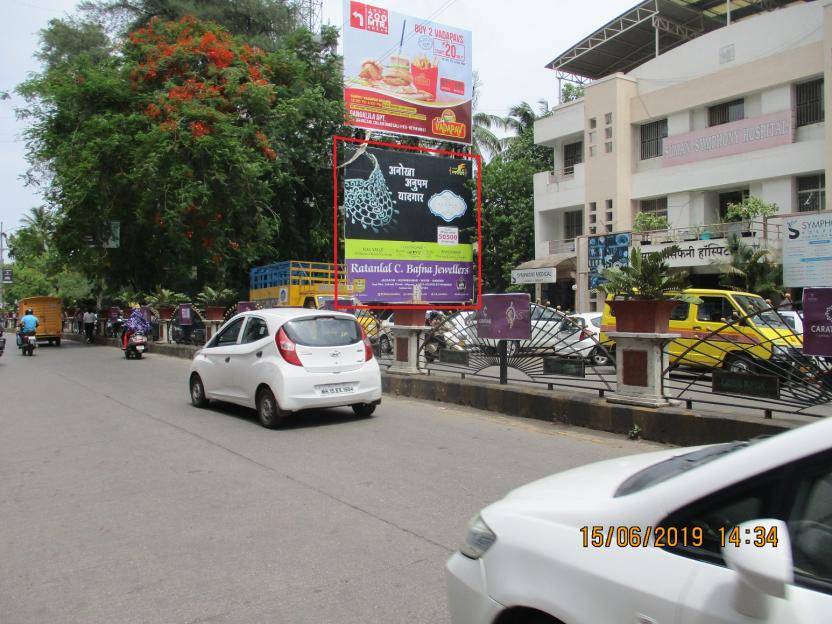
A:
[{"xmin": 514, "ymin": 253, "xmax": 577, "ymax": 273}]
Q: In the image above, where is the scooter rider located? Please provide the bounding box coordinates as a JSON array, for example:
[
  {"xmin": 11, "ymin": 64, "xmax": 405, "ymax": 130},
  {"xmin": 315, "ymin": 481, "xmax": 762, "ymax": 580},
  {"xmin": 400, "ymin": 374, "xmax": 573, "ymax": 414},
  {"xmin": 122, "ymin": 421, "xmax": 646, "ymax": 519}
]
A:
[
  {"xmin": 122, "ymin": 307, "xmax": 151, "ymax": 349},
  {"xmin": 18, "ymin": 308, "xmax": 39, "ymax": 347}
]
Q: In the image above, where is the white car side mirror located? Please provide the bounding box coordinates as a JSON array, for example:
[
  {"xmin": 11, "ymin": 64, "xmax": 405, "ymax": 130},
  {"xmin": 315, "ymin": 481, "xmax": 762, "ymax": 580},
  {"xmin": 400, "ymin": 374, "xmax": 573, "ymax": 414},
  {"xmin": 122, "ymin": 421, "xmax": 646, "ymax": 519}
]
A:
[{"xmin": 722, "ymin": 519, "xmax": 792, "ymax": 618}]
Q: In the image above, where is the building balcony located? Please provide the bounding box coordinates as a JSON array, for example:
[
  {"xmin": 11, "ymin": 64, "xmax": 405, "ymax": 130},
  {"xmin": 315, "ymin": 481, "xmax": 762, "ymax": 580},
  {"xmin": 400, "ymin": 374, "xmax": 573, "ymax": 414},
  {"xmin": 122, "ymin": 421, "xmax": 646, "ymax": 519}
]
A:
[
  {"xmin": 535, "ymin": 238, "xmax": 577, "ymax": 259},
  {"xmin": 534, "ymin": 99, "xmax": 585, "ymax": 147},
  {"xmin": 534, "ymin": 163, "xmax": 585, "ymax": 213}
]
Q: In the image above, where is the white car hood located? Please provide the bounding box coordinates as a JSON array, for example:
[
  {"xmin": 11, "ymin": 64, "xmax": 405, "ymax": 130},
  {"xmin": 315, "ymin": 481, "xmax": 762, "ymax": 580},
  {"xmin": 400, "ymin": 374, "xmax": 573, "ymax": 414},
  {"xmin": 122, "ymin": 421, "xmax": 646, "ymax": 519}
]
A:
[{"xmin": 501, "ymin": 446, "xmax": 705, "ymax": 506}]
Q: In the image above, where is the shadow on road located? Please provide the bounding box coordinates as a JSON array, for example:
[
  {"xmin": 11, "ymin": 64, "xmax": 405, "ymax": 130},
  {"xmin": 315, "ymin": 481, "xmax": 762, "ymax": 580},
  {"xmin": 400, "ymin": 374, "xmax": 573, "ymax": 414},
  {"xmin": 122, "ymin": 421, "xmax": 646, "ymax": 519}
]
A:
[{"xmin": 199, "ymin": 400, "xmax": 370, "ymax": 430}]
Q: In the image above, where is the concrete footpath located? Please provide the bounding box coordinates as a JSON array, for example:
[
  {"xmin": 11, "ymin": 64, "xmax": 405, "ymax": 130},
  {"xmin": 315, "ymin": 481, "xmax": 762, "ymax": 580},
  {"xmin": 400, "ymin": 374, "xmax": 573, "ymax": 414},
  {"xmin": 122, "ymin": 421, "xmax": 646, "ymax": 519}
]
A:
[{"xmin": 62, "ymin": 332, "xmax": 804, "ymax": 445}]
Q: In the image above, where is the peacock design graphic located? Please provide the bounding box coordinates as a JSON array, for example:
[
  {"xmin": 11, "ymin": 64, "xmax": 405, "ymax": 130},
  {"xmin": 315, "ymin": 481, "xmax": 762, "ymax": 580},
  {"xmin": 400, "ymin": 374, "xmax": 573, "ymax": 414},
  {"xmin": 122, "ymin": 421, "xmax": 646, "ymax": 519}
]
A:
[{"xmin": 344, "ymin": 152, "xmax": 398, "ymax": 233}]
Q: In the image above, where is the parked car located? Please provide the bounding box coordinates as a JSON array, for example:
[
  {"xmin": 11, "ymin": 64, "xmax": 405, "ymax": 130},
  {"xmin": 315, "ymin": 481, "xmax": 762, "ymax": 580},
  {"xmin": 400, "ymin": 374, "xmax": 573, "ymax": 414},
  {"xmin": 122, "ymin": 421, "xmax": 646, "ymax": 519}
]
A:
[
  {"xmin": 188, "ymin": 309, "xmax": 381, "ymax": 428},
  {"xmin": 779, "ymin": 310, "xmax": 804, "ymax": 335},
  {"xmin": 600, "ymin": 289, "xmax": 803, "ymax": 374},
  {"xmin": 553, "ymin": 312, "xmax": 611, "ymax": 366},
  {"xmin": 446, "ymin": 417, "xmax": 832, "ymax": 624}
]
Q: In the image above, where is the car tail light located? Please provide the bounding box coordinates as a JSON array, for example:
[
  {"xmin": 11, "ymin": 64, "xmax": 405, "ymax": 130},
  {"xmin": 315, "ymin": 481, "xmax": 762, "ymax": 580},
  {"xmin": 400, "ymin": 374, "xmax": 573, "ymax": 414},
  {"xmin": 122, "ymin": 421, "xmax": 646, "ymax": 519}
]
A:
[
  {"xmin": 360, "ymin": 326, "xmax": 374, "ymax": 361},
  {"xmin": 579, "ymin": 329, "xmax": 590, "ymax": 341},
  {"xmin": 276, "ymin": 327, "xmax": 302, "ymax": 366}
]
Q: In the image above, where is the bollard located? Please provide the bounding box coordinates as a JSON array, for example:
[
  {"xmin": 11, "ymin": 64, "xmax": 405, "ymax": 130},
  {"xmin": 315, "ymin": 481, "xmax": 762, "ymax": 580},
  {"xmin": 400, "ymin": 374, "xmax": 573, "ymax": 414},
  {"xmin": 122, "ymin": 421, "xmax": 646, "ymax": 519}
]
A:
[{"xmin": 498, "ymin": 340, "xmax": 508, "ymax": 385}]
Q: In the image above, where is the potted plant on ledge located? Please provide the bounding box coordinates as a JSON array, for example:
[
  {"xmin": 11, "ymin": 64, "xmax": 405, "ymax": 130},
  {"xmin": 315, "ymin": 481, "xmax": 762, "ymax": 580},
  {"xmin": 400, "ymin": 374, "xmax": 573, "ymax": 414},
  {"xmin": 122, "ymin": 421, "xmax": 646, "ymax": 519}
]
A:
[
  {"xmin": 597, "ymin": 245, "xmax": 700, "ymax": 333},
  {"xmin": 633, "ymin": 211, "xmax": 670, "ymax": 246},
  {"xmin": 146, "ymin": 287, "xmax": 187, "ymax": 321},
  {"xmin": 197, "ymin": 286, "xmax": 236, "ymax": 321},
  {"xmin": 724, "ymin": 196, "xmax": 777, "ymax": 238}
]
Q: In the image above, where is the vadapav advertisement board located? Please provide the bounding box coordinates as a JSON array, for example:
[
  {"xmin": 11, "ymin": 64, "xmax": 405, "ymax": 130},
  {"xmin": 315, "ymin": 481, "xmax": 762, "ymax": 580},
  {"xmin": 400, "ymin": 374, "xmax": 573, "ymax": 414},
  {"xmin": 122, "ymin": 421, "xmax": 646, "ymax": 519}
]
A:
[
  {"xmin": 342, "ymin": 144, "xmax": 475, "ymax": 304},
  {"xmin": 342, "ymin": 1, "xmax": 472, "ymax": 144}
]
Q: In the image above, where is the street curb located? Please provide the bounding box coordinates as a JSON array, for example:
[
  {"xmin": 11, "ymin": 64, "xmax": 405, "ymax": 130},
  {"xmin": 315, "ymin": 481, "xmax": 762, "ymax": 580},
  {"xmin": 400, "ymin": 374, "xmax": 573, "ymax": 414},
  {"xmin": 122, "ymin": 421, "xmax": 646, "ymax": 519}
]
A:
[
  {"xmin": 381, "ymin": 373, "xmax": 802, "ymax": 446},
  {"xmin": 61, "ymin": 333, "xmax": 199, "ymax": 359}
]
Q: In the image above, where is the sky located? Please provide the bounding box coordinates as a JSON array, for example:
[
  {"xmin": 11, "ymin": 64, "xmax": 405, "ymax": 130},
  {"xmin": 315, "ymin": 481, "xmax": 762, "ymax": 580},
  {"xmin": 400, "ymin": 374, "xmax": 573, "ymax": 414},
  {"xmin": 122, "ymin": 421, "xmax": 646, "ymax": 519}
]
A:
[{"xmin": 0, "ymin": 0, "xmax": 636, "ymax": 238}]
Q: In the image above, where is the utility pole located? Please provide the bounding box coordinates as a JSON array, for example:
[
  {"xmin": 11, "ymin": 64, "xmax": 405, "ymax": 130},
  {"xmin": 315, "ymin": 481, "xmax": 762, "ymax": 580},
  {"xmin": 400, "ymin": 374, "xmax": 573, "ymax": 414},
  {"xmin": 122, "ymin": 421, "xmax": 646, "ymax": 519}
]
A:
[{"xmin": 0, "ymin": 221, "xmax": 6, "ymax": 318}]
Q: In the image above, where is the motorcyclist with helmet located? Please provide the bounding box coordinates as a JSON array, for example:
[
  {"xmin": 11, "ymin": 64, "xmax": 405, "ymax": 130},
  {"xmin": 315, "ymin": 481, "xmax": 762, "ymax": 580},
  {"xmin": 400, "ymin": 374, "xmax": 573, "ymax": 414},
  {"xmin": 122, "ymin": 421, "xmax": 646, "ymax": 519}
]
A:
[{"xmin": 18, "ymin": 308, "xmax": 39, "ymax": 347}]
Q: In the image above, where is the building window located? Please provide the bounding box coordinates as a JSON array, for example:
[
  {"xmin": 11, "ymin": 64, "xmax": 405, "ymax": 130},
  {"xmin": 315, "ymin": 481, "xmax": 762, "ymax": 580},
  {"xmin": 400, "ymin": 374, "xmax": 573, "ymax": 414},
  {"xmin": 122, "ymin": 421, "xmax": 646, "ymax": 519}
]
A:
[
  {"xmin": 797, "ymin": 174, "xmax": 825, "ymax": 212},
  {"xmin": 588, "ymin": 145, "xmax": 596, "ymax": 157},
  {"xmin": 640, "ymin": 119, "xmax": 668, "ymax": 160},
  {"xmin": 708, "ymin": 98, "xmax": 744, "ymax": 126},
  {"xmin": 606, "ymin": 199, "xmax": 613, "ymax": 210},
  {"xmin": 563, "ymin": 141, "xmax": 583, "ymax": 175},
  {"xmin": 587, "ymin": 131, "xmax": 595, "ymax": 144},
  {"xmin": 589, "ymin": 117, "xmax": 597, "ymax": 129},
  {"xmin": 564, "ymin": 210, "xmax": 583, "ymax": 240},
  {"xmin": 640, "ymin": 197, "xmax": 668, "ymax": 219},
  {"xmin": 605, "ymin": 112, "xmax": 612, "ymax": 125},
  {"xmin": 718, "ymin": 189, "xmax": 749, "ymax": 219},
  {"xmin": 605, "ymin": 223, "xmax": 613, "ymax": 233},
  {"xmin": 589, "ymin": 226, "xmax": 597, "ymax": 234},
  {"xmin": 605, "ymin": 142, "xmax": 613, "ymax": 153},
  {"xmin": 589, "ymin": 201, "xmax": 597, "ymax": 212},
  {"xmin": 589, "ymin": 213, "xmax": 596, "ymax": 224},
  {"xmin": 606, "ymin": 211, "xmax": 613, "ymax": 222},
  {"xmin": 796, "ymin": 78, "xmax": 824, "ymax": 127},
  {"xmin": 604, "ymin": 127, "xmax": 613, "ymax": 139}
]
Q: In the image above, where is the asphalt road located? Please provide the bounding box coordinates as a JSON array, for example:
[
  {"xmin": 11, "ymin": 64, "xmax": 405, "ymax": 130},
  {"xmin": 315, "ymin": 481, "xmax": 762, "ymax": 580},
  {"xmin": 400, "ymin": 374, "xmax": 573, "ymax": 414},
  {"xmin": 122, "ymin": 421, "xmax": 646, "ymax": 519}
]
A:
[{"xmin": 0, "ymin": 339, "xmax": 663, "ymax": 624}]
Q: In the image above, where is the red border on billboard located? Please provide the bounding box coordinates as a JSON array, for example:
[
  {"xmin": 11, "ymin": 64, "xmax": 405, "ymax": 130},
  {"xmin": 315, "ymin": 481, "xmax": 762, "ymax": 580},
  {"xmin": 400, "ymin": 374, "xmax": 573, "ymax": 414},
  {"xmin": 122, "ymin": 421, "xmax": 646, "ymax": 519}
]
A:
[{"xmin": 333, "ymin": 135, "xmax": 482, "ymax": 311}]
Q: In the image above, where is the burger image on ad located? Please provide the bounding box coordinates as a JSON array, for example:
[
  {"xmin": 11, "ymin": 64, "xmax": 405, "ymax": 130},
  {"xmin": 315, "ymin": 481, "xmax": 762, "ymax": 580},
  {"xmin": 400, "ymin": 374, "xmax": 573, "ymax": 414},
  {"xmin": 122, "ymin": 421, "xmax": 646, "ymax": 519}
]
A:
[{"xmin": 382, "ymin": 55, "xmax": 412, "ymax": 87}]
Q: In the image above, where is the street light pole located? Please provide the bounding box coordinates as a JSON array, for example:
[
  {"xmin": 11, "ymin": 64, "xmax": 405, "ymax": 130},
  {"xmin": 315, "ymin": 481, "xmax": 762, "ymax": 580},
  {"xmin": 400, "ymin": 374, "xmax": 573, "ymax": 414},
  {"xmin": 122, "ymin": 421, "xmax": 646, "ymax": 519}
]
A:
[{"xmin": 0, "ymin": 221, "xmax": 6, "ymax": 313}]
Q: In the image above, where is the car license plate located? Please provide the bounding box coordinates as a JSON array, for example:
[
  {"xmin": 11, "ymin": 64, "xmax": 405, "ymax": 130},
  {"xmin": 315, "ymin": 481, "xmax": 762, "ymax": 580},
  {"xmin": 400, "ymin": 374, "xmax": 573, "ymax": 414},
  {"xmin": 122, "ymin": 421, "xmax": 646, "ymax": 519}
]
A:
[
  {"xmin": 137, "ymin": 345, "xmax": 145, "ymax": 351},
  {"xmin": 318, "ymin": 383, "xmax": 356, "ymax": 396}
]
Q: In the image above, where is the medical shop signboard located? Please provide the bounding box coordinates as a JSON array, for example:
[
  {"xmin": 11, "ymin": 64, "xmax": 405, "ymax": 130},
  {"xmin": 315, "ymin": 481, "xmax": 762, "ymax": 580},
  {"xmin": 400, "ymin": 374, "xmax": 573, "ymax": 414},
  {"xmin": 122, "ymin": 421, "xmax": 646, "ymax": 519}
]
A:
[
  {"xmin": 783, "ymin": 213, "xmax": 832, "ymax": 287},
  {"xmin": 342, "ymin": 144, "xmax": 475, "ymax": 305},
  {"xmin": 342, "ymin": 1, "xmax": 472, "ymax": 144}
]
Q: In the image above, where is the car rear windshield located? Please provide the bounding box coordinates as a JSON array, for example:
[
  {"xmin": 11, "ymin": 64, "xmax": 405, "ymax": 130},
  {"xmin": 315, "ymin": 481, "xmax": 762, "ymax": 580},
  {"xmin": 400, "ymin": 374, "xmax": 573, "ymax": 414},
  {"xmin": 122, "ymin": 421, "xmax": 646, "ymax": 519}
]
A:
[
  {"xmin": 283, "ymin": 317, "xmax": 361, "ymax": 347},
  {"xmin": 614, "ymin": 441, "xmax": 754, "ymax": 496}
]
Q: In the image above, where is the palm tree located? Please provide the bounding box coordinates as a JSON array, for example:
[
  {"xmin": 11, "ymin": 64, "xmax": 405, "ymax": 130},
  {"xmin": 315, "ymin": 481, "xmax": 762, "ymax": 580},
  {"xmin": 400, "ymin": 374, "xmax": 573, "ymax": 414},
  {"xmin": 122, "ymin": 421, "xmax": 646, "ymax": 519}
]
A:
[
  {"xmin": 715, "ymin": 234, "xmax": 783, "ymax": 301},
  {"xmin": 469, "ymin": 71, "xmax": 502, "ymax": 159},
  {"xmin": 19, "ymin": 206, "xmax": 55, "ymax": 253}
]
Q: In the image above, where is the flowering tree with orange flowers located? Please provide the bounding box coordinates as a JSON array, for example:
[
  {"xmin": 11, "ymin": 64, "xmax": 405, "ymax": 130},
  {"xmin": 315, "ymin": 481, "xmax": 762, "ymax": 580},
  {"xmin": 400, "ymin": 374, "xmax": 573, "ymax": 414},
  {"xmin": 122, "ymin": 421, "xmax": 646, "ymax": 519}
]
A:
[{"xmin": 19, "ymin": 17, "xmax": 343, "ymax": 295}]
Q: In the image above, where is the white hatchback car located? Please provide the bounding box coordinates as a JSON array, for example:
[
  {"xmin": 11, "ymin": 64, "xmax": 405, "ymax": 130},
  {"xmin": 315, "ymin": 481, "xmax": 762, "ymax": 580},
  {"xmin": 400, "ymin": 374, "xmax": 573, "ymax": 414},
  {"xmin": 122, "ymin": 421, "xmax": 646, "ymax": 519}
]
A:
[
  {"xmin": 446, "ymin": 417, "xmax": 832, "ymax": 624},
  {"xmin": 188, "ymin": 309, "xmax": 382, "ymax": 428}
]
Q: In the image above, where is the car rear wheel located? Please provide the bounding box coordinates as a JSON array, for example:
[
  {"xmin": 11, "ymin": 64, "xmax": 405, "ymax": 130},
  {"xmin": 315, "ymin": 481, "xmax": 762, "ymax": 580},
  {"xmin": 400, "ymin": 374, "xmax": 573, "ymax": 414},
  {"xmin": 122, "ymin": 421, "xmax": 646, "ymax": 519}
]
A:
[
  {"xmin": 189, "ymin": 374, "xmax": 208, "ymax": 408},
  {"xmin": 725, "ymin": 353, "xmax": 755, "ymax": 374},
  {"xmin": 352, "ymin": 403, "xmax": 376, "ymax": 418},
  {"xmin": 257, "ymin": 387, "xmax": 286, "ymax": 429},
  {"xmin": 379, "ymin": 334, "xmax": 391, "ymax": 354},
  {"xmin": 590, "ymin": 347, "xmax": 611, "ymax": 367}
]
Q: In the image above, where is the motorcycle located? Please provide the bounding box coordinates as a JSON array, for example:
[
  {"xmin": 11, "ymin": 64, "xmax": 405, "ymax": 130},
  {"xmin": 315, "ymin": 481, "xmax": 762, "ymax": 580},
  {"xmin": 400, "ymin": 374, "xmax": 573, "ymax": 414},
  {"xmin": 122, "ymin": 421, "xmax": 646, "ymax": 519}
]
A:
[
  {"xmin": 123, "ymin": 331, "xmax": 148, "ymax": 359},
  {"xmin": 19, "ymin": 333, "xmax": 37, "ymax": 356},
  {"xmin": 423, "ymin": 311, "xmax": 449, "ymax": 363}
]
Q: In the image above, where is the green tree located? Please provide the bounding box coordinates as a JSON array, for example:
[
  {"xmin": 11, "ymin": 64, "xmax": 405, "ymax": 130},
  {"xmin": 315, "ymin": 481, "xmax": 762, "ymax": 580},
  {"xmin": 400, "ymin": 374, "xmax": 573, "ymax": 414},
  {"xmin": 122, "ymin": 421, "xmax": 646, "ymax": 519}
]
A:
[
  {"xmin": 716, "ymin": 234, "xmax": 783, "ymax": 301},
  {"xmin": 79, "ymin": 0, "xmax": 300, "ymax": 50},
  {"xmin": 480, "ymin": 99, "xmax": 554, "ymax": 291},
  {"xmin": 36, "ymin": 18, "xmax": 111, "ymax": 68},
  {"xmin": 560, "ymin": 83, "xmax": 585, "ymax": 103},
  {"xmin": 19, "ymin": 16, "xmax": 344, "ymax": 296}
]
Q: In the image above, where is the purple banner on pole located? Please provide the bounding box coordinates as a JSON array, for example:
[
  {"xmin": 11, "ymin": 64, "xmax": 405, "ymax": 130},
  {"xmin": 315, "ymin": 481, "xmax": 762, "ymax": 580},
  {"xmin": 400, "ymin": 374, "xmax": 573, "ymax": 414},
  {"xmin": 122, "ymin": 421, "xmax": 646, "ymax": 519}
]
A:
[
  {"xmin": 477, "ymin": 293, "xmax": 531, "ymax": 340},
  {"xmin": 236, "ymin": 301, "xmax": 257, "ymax": 314},
  {"xmin": 140, "ymin": 306, "xmax": 153, "ymax": 322},
  {"xmin": 803, "ymin": 288, "xmax": 832, "ymax": 356},
  {"xmin": 179, "ymin": 303, "xmax": 193, "ymax": 326},
  {"xmin": 347, "ymin": 259, "xmax": 473, "ymax": 304}
]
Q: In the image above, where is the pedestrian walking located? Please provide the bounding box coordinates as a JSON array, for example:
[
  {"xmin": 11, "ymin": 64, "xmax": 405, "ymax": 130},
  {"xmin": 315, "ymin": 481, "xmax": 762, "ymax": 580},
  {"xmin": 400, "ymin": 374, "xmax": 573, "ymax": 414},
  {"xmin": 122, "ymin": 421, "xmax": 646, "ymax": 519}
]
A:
[{"xmin": 83, "ymin": 309, "xmax": 97, "ymax": 344}]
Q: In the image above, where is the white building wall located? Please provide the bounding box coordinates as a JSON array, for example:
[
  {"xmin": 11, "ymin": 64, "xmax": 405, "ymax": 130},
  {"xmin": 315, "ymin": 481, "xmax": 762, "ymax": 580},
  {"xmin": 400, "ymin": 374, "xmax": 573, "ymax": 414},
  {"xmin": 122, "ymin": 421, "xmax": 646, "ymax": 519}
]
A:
[{"xmin": 627, "ymin": 2, "xmax": 824, "ymax": 94}]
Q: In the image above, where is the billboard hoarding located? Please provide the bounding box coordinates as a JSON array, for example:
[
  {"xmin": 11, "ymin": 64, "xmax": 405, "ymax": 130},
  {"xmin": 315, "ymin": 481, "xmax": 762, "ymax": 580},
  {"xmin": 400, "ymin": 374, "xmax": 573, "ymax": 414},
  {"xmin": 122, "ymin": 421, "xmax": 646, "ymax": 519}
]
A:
[
  {"xmin": 179, "ymin": 303, "xmax": 193, "ymax": 326},
  {"xmin": 783, "ymin": 214, "xmax": 832, "ymax": 287},
  {"xmin": 342, "ymin": 1, "xmax": 472, "ymax": 145},
  {"xmin": 477, "ymin": 293, "xmax": 531, "ymax": 340},
  {"xmin": 803, "ymin": 288, "xmax": 832, "ymax": 357},
  {"xmin": 342, "ymin": 141, "xmax": 476, "ymax": 306},
  {"xmin": 588, "ymin": 233, "xmax": 631, "ymax": 290}
]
